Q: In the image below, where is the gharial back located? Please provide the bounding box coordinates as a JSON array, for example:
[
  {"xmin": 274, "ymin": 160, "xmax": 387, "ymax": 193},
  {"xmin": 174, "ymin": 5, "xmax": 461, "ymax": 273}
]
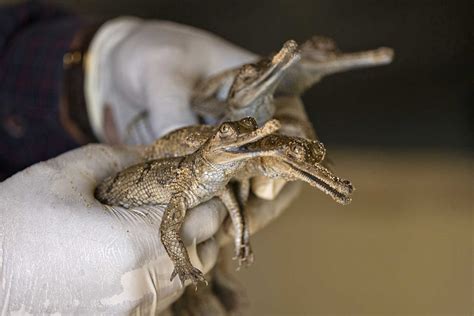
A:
[
  {"xmin": 144, "ymin": 125, "xmax": 214, "ymax": 160},
  {"xmin": 95, "ymin": 158, "xmax": 184, "ymax": 208}
]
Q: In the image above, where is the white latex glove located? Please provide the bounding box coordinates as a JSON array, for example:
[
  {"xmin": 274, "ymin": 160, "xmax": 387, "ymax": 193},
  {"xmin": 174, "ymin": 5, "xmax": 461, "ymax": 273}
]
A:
[
  {"xmin": 0, "ymin": 144, "xmax": 228, "ymax": 314},
  {"xmin": 85, "ymin": 17, "xmax": 257, "ymax": 144}
]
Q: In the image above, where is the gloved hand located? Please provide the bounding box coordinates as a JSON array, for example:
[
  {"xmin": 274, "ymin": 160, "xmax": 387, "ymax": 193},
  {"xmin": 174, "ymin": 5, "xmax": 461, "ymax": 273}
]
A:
[
  {"xmin": 0, "ymin": 143, "xmax": 302, "ymax": 314},
  {"xmin": 0, "ymin": 19, "xmax": 306, "ymax": 314},
  {"xmin": 85, "ymin": 17, "xmax": 306, "ymax": 199},
  {"xmin": 85, "ymin": 17, "xmax": 257, "ymax": 144},
  {"xmin": 0, "ymin": 144, "xmax": 229, "ymax": 314}
]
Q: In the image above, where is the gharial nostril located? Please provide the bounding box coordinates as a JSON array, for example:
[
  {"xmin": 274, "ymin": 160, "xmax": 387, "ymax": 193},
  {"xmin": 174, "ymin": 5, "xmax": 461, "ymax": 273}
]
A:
[
  {"xmin": 373, "ymin": 47, "xmax": 395, "ymax": 63},
  {"xmin": 342, "ymin": 180, "xmax": 355, "ymax": 193},
  {"xmin": 272, "ymin": 40, "xmax": 300, "ymax": 64}
]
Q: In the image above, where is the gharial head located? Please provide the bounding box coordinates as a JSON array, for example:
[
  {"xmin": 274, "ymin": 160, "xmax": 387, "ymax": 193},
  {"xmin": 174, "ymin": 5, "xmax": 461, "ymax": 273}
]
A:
[
  {"xmin": 244, "ymin": 134, "xmax": 354, "ymax": 205},
  {"xmin": 201, "ymin": 117, "xmax": 281, "ymax": 165},
  {"xmin": 300, "ymin": 35, "xmax": 394, "ymax": 78},
  {"xmin": 226, "ymin": 40, "xmax": 300, "ymax": 123}
]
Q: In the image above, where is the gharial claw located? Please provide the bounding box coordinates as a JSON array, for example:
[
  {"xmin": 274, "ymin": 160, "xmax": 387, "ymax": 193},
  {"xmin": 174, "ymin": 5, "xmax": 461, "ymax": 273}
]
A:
[
  {"xmin": 233, "ymin": 243, "xmax": 254, "ymax": 270},
  {"xmin": 171, "ymin": 265, "xmax": 208, "ymax": 289}
]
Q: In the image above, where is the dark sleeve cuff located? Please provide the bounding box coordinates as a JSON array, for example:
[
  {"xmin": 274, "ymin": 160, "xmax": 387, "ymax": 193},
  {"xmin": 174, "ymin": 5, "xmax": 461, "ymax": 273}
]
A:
[{"xmin": 0, "ymin": 1, "xmax": 100, "ymax": 179}]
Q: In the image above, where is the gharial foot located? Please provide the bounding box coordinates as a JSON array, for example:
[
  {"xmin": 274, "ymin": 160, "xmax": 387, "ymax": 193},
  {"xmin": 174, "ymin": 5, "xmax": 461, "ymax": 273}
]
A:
[
  {"xmin": 171, "ymin": 264, "xmax": 208, "ymax": 288},
  {"xmin": 233, "ymin": 243, "xmax": 254, "ymax": 270}
]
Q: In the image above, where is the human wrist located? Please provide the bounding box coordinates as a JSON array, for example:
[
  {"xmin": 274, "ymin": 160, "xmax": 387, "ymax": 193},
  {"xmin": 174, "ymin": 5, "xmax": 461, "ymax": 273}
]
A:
[
  {"xmin": 84, "ymin": 17, "xmax": 143, "ymax": 142},
  {"xmin": 84, "ymin": 18, "xmax": 258, "ymax": 144}
]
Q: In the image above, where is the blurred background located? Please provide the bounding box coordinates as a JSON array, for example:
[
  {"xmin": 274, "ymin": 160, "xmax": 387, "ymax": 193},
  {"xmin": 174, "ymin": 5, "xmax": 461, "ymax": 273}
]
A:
[{"xmin": 4, "ymin": 0, "xmax": 472, "ymax": 314}]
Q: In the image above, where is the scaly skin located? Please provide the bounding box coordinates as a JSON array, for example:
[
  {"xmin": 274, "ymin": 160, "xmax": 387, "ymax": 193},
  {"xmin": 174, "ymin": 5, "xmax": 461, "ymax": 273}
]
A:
[
  {"xmin": 192, "ymin": 40, "xmax": 301, "ymax": 126},
  {"xmin": 193, "ymin": 47, "xmax": 319, "ymax": 206},
  {"xmin": 192, "ymin": 36, "xmax": 393, "ymax": 136},
  {"xmin": 142, "ymin": 124, "xmax": 259, "ymax": 268},
  {"xmin": 192, "ymin": 37, "xmax": 386, "ymax": 202},
  {"xmin": 145, "ymin": 126, "xmax": 352, "ymax": 204},
  {"xmin": 166, "ymin": 35, "xmax": 385, "ymax": 315},
  {"xmin": 277, "ymin": 35, "xmax": 394, "ymax": 95},
  {"xmin": 237, "ymin": 134, "xmax": 353, "ymax": 204},
  {"xmin": 144, "ymin": 125, "xmax": 354, "ymax": 267},
  {"xmin": 95, "ymin": 117, "xmax": 280, "ymax": 286}
]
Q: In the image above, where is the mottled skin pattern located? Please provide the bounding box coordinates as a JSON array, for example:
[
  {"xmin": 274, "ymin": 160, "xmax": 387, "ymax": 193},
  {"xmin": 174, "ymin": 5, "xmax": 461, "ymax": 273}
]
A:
[
  {"xmin": 142, "ymin": 124, "xmax": 257, "ymax": 267},
  {"xmin": 277, "ymin": 36, "xmax": 394, "ymax": 95},
  {"xmin": 192, "ymin": 40, "xmax": 301, "ymax": 126},
  {"xmin": 164, "ymin": 35, "xmax": 391, "ymax": 316},
  {"xmin": 192, "ymin": 36, "xmax": 393, "ymax": 134},
  {"xmin": 97, "ymin": 35, "xmax": 389, "ymax": 313},
  {"xmin": 144, "ymin": 125, "xmax": 354, "ymax": 270},
  {"xmin": 144, "ymin": 55, "xmax": 355, "ymax": 263},
  {"xmin": 96, "ymin": 117, "xmax": 281, "ymax": 285},
  {"xmin": 238, "ymin": 134, "xmax": 353, "ymax": 203},
  {"xmin": 192, "ymin": 36, "xmax": 390, "ymax": 207},
  {"xmin": 145, "ymin": 125, "xmax": 353, "ymax": 203},
  {"xmin": 166, "ymin": 36, "xmax": 387, "ymax": 315},
  {"xmin": 141, "ymin": 124, "xmax": 260, "ymax": 267},
  {"xmin": 148, "ymin": 128, "xmax": 354, "ymax": 316}
]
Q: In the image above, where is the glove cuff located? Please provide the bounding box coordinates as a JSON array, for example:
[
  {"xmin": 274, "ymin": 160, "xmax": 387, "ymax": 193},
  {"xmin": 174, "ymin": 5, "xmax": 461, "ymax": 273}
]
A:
[{"xmin": 84, "ymin": 17, "xmax": 143, "ymax": 142}]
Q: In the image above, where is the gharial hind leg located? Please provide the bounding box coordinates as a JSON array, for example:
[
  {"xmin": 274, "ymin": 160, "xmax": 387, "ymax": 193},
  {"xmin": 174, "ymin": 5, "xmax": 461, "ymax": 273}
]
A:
[
  {"xmin": 236, "ymin": 178, "xmax": 250, "ymax": 205},
  {"xmin": 219, "ymin": 187, "xmax": 253, "ymax": 269}
]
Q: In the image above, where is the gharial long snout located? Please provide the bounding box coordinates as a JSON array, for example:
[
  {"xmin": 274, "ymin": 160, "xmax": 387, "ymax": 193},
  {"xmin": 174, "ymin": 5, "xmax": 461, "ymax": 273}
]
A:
[
  {"xmin": 230, "ymin": 40, "xmax": 301, "ymax": 108},
  {"xmin": 301, "ymin": 46, "xmax": 394, "ymax": 75},
  {"xmin": 226, "ymin": 119, "xmax": 281, "ymax": 151},
  {"xmin": 285, "ymin": 160, "xmax": 354, "ymax": 205}
]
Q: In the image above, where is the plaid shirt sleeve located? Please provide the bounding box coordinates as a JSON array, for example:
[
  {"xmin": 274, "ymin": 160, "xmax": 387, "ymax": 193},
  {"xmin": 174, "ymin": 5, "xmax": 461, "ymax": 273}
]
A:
[{"xmin": 0, "ymin": 1, "xmax": 87, "ymax": 180}]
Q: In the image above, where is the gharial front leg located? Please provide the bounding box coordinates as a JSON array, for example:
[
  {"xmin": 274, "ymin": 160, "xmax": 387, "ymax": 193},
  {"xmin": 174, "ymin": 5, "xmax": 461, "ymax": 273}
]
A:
[
  {"xmin": 237, "ymin": 178, "xmax": 251, "ymax": 205},
  {"xmin": 219, "ymin": 187, "xmax": 253, "ymax": 269},
  {"xmin": 161, "ymin": 196, "xmax": 207, "ymax": 287}
]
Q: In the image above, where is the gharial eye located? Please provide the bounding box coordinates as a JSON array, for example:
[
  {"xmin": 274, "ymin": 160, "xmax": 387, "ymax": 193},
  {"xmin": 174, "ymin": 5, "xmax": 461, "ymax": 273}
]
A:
[
  {"xmin": 241, "ymin": 117, "xmax": 257, "ymax": 129},
  {"xmin": 312, "ymin": 142, "xmax": 326, "ymax": 160},
  {"xmin": 219, "ymin": 123, "xmax": 233, "ymax": 136},
  {"xmin": 289, "ymin": 143, "xmax": 305, "ymax": 159},
  {"xmin": 292, "ymin": 143, "xmax": 303, "ymax": 153},
  {"xmin": 240, "ymin": 65, "xmax": 257, "ymax": 81}
]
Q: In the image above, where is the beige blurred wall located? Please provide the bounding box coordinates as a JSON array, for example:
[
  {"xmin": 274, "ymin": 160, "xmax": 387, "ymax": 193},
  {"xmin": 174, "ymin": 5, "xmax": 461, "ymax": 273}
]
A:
[{"xmin": 227, "ymin": 150, "xmax": 472, "ymax": 315}]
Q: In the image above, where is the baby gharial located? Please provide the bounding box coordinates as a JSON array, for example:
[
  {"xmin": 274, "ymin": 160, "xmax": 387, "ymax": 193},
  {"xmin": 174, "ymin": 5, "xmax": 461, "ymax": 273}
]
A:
[
  {"xmin": 95, "ymin": 117, "xmax": 280, "ymax": 286},
  {"xmin": 192, "ymin": 40, "xmax": 300, "ymax": 126},
  {"xmin": 145, "ymin": 126, "xmax": 353, "ymax": 204},
  {"xmin": 144, "ymin": 125, "xmax": 354, "ymax": 268},
  {"xmin": 192, "ymin": 36, "xmax": 394, "ymax": 126}
]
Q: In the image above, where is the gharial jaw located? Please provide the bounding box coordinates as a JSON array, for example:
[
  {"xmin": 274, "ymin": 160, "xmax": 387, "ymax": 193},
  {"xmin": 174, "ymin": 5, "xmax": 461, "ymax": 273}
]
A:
[
  {"xmin": 256, "ymin": 156, "xmax": 354, "ymax": 205},
  {"xmin": 202, "ymin": 118, "xmax": 281, "ymax": 165},
  {"xmin": 191, "ymin": 35, "xmax": 394, "ymax": 125},
  {"xmin": 243, "ymin": 134, "xmax": 354, "ymax": 204},
  {"xmin": 279, "ymin": 160, "xmax": 354, "ymax": 205},
  {"xmin": 278, "ymin": 35, "xmax": 394, "ymax": 95},
  {"xmin": 227, "ymin": 40, "xmax": 300, "ymax": 112},
  {"xmin": 301, "ymin": 45, "xmax": 394, "ymax": 76}
]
